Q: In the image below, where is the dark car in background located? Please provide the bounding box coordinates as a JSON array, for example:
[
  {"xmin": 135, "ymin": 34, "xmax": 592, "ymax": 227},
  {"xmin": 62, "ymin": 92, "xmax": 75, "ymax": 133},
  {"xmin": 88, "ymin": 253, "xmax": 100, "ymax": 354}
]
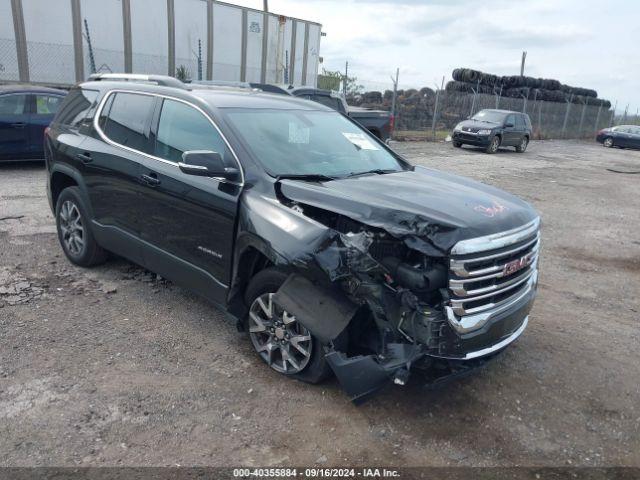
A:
[
  {"xmin": 596, "ymin": 125, "xmax": 640, "ymax": 149},
  {"xmin": 452, "ymin": 109, "xmax": 532, "ymax": 154},
  {"xmin": 0, "ymin": 85, "xmax": 66, "ymax": 161}
]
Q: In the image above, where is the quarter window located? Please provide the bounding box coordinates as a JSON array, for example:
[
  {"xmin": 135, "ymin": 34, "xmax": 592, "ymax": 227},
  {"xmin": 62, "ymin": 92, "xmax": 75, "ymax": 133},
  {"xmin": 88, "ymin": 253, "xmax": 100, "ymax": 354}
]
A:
[
  {"xmin": 54, "ymin": 88, "xmax": 99, "ymax": 128},
  {"xmin": 35, "ymin": 95, "xmax": 64, "ymax": 115},
  {"xmin": 155, "ymin": 99, "xmax": 230, "ymax": 163},
  {"xmin": 101, "ymin": 92, "xmax": 155, "ymax": 153},
  {"xmin": 0, "ymin": 94, "xmax": 27, "ymax": 115}
]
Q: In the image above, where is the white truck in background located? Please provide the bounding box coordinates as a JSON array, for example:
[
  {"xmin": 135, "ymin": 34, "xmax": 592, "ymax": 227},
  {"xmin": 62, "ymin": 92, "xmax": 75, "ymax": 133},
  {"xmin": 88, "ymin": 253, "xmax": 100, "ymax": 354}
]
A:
[{"xmin": 0, "ymin": 0, "xmax": 321, "ymax": 88}]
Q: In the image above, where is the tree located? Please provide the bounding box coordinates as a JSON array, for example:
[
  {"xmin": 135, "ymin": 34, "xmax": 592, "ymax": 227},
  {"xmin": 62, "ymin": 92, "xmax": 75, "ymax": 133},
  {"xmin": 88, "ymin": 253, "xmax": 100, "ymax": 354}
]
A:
[
  {"xmin": 175, "ymin": 65, "xmax": 191, "ymax": 82},
  {"xmin": 318, "ymin": 68, "xmax": 364, "ymax": 96}
]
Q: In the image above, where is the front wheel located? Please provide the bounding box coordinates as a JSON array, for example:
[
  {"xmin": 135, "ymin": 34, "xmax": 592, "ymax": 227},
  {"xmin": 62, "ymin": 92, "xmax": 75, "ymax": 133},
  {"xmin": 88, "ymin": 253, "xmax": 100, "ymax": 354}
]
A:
[
  {"xmin": 244, "ymin": 268, "xmax": 331, "ymax": 384},
  {"xmin": 485, "ymin": 135, "xmax": 500, "ymax": 154},
  {"xmin": 603, "ymin": 137, "xmax": 614, "ymax": 148},
  {"xmin": 515, "ymin": 136, "xmax": 529, "ymax": 153},
  {"xmin": 453, "ymin": 141, "xmax": 462, "ymax": 148}
]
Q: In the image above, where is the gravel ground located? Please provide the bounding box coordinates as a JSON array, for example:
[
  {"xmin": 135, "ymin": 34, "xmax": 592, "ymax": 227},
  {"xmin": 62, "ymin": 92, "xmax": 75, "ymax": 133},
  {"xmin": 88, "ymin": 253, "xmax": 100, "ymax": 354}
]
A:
[{"xmin": 0, "ymin": 140, "xmax": 638, "ymax": 467}]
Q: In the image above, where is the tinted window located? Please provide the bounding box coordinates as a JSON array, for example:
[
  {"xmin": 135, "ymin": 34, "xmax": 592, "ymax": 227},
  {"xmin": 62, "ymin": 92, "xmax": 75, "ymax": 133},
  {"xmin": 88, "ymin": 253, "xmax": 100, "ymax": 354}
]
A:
[
  {"xmin": 310, "ymin": 95, "xmax": 343, "ymax": 112},
  {"xmin": 35, "ymin": 95, "xmax": 64, "ymax": 115},
  {"xmin": 515, "ymin": 115, "xmax": 525, "ymax": 129},
  {"xmin": 102, "ymin": 92, "xmax": 155, "ymax": 153},
  {"xmin": 505, "ymin": 114, "xmax": 516, "ymax": 126},
  {"xmin": 0, "ymin": 94, "xmax": 27, "ymax": 115},
  {"xmin": 54, "ymin": 88, "xmax": 99, "ymax": 128},
  {"xmin": 155, "ymin": 99, "xmax": 230, "ymax": 163}
]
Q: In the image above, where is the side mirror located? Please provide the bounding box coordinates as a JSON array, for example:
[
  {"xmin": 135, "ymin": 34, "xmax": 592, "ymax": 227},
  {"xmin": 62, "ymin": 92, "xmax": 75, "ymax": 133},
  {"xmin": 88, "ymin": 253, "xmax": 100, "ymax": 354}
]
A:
[
  {"xmin": 179, "ymin": 151, "xmax": 239, "ymax": 181},
  {"xmin": 504, "ymin": 122, "xmax": 514, "ymax": 128}
]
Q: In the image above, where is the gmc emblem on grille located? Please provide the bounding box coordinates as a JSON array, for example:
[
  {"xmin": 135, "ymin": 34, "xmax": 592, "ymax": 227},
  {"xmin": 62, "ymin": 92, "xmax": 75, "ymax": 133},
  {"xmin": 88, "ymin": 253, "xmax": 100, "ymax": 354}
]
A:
[{"xmin": 503, "ymin": 253, "xmax": 533, "ymax": 276}]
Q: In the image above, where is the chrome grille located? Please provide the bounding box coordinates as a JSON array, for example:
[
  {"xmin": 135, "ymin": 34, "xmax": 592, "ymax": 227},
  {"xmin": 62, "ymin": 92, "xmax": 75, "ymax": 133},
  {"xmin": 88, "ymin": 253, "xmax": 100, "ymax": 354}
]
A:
[{"xmin": 446, "ymin": 218, "xmax": 540, "ymax": 333}]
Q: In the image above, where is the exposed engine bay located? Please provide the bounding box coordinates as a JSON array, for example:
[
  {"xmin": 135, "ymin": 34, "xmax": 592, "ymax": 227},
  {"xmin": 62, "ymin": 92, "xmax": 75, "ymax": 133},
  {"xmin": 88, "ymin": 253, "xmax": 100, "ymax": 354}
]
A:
[{"xmin": 234, "ymin": 168, "xmax": 539, "ymax": 402}]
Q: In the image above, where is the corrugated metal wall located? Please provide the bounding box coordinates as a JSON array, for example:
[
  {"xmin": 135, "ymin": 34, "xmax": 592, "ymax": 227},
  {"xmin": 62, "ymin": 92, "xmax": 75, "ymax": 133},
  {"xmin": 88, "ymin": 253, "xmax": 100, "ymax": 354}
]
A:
[{"xmin": 0, "ymin": 0, "xmax": 321, "ymax": 87}]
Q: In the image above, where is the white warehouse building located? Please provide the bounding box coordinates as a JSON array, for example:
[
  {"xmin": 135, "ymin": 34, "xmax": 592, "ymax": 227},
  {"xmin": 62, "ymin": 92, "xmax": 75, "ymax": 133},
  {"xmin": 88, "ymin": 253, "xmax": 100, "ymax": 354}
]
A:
[{"xmin": 0, "ymin": 0, "xmax": 322, "ymax": 87}]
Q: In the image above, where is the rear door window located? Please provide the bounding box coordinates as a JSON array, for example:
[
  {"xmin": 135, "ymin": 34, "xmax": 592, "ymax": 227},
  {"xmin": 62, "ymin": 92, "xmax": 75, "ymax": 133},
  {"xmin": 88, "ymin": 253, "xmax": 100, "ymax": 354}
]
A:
[
  {"xmin": 34, "ymin": 95, "xmax": 64, "ymax": 115},
  {"xmin": 54, "ymin": 88, "xmax": 99, "ymax": 129},
  {"xmin": 0, "ymin": 94, "xmax": 27, "ymax": 115},
  {"xmin": 101, "ymin": 92, "xmax": 155, "ymax": 154},
  {"xmin": 154, "ymin": 98, "xmax": 231, "ymax": 163}
]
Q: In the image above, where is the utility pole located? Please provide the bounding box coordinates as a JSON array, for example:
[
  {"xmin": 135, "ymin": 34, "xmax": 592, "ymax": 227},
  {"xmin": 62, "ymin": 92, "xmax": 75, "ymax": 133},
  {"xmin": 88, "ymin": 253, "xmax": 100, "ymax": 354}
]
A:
[
  {"xmin": 390, "ymin": 67, "xmax": 399, "ymax": 120},
  {"xmin": 263, "ymin": 0, "xmax": 268, "ymax": 12},
  {"xmin": 84, "ymin": 18, "xmax": 96, "ymax": 75},
  {"xmin": 520, "ymin": 51, "xmax": 527, "ymax": 76},
  {"xmin": 431, "ymin": 75, "xmax": 444, "ymax": 141},
  {"xmin": 343, "ymin": 61, "xmax": 349, "ymax": 98}
]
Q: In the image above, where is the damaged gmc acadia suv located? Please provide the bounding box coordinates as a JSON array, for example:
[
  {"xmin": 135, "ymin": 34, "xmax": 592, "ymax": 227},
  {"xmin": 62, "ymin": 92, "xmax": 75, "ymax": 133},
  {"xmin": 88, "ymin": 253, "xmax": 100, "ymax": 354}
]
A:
[{"xmin": 46, "ymin": 74, "xmax": 540, "ymax": 402}]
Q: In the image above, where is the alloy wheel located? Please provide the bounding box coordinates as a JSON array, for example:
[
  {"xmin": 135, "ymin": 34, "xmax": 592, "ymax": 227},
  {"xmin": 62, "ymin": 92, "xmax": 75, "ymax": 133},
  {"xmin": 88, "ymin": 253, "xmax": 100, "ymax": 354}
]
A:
[
  {"xmin": 490, "ymin": 137, "xmax": 500, "ymax": 152},
  {"xmin": 248, "ymin": 293, "xmax": 312, "ymax": 374},
  {"xmin": 59, "ymin": 200, "xmax": 85, "ymax": 256},
  {"xmin": 520, "ymin": 137, "xmax": 528, "ymax": 151},
  {"xmin": 603, "ymin": 137, "xmax": 613, "ymax": 148}
]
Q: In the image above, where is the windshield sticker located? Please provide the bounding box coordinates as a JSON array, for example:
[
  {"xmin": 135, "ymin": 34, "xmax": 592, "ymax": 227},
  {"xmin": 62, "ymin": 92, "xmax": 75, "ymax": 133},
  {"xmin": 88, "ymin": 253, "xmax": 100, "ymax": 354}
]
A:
[
  {"xmin": 342, "ymin": 132, "xmax": 379, "ymax": 151},
  {"xmin": 288, "ymin": 122, "xmax": 310, "ymax": 144}
]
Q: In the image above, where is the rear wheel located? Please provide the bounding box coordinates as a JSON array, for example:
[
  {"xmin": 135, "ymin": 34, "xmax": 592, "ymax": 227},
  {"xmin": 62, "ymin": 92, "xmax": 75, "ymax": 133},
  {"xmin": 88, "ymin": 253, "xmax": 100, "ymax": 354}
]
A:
[
  {"xmin": 55, "ymin": 187, "xmax": 107, "ymax": 267},
  {"xmin": 515, "ymin": 136, "xmax": 529, "ymax": 153},
  {"xmin": 485, "ymin": 135, "xmax": 500, "ymax": 154},
  {"xmin": 244, "ymin": 268, "xmax": 330, "ymax": 384},
  {"xmin": 603, "ymin": 137, "xmax": 614, "ymax": 148}
]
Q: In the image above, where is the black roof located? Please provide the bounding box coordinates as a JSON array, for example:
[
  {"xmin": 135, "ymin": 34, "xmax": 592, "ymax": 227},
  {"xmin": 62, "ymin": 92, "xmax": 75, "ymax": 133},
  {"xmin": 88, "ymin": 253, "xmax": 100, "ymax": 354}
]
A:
[{"xmin": 79, "ymin": 80, "xmax": 333, "ymax": 112}]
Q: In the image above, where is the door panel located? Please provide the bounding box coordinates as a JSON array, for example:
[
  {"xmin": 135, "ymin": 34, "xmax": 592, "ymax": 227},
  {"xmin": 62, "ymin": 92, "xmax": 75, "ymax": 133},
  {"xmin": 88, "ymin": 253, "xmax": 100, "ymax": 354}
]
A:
[
  {"xmin": 502, "ymin": 114, "xmax": 518, "ymax": 146},
  {"xmin": 136, "ymin": 97, "xmax": 241, "ymax": 302},
  {"xmin": 0, "ymin": 93, "xmax": 30, "ymax": 159},
  {"xmin": 85, "ymin": 92, "xmax": 156, "ymax": 241}
]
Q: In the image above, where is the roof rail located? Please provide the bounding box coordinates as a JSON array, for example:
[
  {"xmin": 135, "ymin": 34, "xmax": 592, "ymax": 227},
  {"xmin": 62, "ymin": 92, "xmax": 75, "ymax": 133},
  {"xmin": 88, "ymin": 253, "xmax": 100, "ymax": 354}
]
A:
[
  {"xmin": 190, "ymin": 80, "xmax": 254, "ymax": 89},
  {"xmin": 87, "ymin": 73, "xmax": 187, "ymax": 89}
]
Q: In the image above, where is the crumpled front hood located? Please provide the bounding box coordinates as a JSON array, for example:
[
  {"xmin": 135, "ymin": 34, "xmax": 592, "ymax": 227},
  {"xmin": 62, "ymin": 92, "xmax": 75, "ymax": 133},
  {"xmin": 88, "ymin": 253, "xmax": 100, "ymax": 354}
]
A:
[
  {"xmin": 456, "ymin": 120, "xmax": 500, "ymax": 132},
  {"xmin": 278, "ymin": 166, "xmax": 538, "ymax": 256}
]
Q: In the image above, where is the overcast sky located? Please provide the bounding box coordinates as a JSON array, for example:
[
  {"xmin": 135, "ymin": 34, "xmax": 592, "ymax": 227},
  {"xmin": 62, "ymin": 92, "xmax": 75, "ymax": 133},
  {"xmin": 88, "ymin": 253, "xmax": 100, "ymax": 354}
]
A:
[{"xmin": 230, "ymin": 0, "xmax": 638, "ymax": 114}]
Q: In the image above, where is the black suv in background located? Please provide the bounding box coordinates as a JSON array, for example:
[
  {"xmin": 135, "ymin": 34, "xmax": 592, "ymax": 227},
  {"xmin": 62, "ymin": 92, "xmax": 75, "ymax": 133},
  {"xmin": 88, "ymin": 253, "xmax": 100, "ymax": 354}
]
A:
[
  {"xmin": 452, "ymin": 109, "xmax": 532, "ymax": 153},
  {"xmin": 46, "ymin": 74, "xmax": 540, "ymax": 402}
]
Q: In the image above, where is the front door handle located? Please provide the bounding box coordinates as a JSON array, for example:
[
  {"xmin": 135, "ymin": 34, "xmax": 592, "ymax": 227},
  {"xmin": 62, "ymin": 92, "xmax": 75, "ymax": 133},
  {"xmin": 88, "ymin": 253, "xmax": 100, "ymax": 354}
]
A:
[
  {"xmin": 140, "ymin": 173, "xmax": 161, "ymax": 187},
  {"xmin": 11, "ymin": 122, "xmax": 26, "ymax": 129},
  {"xmin": 76, "ymin": 152, "xmax": 93, "ymax": 164}
]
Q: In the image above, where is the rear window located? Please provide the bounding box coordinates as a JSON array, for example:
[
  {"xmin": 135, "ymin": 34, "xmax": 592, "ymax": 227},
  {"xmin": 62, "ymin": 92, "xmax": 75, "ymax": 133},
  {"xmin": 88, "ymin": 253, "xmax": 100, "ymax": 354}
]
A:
[
  {"xmin": 100, "ymin": 92, "xmax": 155, "ymax": 153},
  {"xmin": 54, "ymin": 88, "xmax": 98, "ymax": 127}
]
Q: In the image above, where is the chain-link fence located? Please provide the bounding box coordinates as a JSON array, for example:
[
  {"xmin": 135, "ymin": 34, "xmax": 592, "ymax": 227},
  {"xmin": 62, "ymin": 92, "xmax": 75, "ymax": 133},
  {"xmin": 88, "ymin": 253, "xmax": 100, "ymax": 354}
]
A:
[{"xmin": 348, "ymin": 81, "xmax": 615, "ymax": 141}]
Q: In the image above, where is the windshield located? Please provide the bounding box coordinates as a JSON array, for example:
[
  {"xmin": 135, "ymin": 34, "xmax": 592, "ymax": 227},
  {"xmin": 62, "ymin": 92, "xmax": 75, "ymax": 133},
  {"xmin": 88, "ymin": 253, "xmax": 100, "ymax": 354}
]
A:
[
  {"xmin": 222, "ymin": 109, "xmax": 405, "ymax": 178},
  {"xmin": 472, "ymin": 110, "xmax": 507, "ymax": 124}
]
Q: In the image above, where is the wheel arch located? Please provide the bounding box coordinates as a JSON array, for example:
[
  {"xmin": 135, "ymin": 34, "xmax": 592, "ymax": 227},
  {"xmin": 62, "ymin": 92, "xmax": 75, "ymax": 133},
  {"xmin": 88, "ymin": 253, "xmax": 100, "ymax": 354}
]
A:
[{"xmin": 49, "ymin": 165, "xmax": 94, "ymax": 218}]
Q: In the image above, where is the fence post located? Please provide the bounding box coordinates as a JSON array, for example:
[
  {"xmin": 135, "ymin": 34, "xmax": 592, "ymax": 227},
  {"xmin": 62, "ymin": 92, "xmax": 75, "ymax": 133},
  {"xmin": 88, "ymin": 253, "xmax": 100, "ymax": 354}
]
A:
[
  {"xmin": 390, "ymin": 67, "xmax": 399, "ymax": 135},
  {"xmin": 578, "ymin": 101, "xmax": 587, "ymax": 138},
  {"xmin": 609, "ymin": 100, "xmax": 617, "ymax": 127},
  {"xmin": 431, "ymin": 76, "xmax": 444, "ymax": 141},
  {"xmin": 495, "ymin": 85, "xmax": 502, "ymax": 109},
  {"xmin": 561, "ymin": 95, "xmax": 573, "ymax": 138},
  {"xmin": 594, "ymin": 104, "xmax": 602, "ymax": 133}
]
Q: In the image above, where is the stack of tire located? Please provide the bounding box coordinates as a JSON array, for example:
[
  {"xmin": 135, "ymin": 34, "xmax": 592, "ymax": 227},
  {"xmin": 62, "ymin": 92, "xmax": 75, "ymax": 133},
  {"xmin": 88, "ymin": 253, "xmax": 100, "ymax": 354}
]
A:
[{"xmin": 447, "ymin": 68, "xmax": 611, "ymax": 108}]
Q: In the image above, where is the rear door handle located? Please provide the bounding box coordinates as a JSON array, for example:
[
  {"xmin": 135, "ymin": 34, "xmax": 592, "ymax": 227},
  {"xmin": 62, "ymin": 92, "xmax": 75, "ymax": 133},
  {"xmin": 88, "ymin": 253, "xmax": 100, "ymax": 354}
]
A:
[
  {"xmin": 76, "ymin": 152, "xmax": 93, "ymax": 164},
  {"xmin": 140, "ymin": 173, "xmax": 161, "ymax": 186},
  {"xmin": 11, "ymin": 122, "xmax": 26, "ymax": 129}
]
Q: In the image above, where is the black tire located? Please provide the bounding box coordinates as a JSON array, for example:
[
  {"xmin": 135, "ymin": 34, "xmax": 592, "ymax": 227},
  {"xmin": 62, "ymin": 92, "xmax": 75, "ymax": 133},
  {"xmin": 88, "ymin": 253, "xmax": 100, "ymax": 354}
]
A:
[
  {"xmin": 55, "ymin": 186, "xmax": 107, "ymax": 267},
  {"xmin": 603, "ymin": 137, "xmax": 614, "ymax": 148},
  {"xmin": 515, "ymin": 136, "xmax": 529, "ymax": 153},
  {"xmin": 485, "ymin": 135, "xmax": 500, "ymax": 154},
  {"xmin": 244, "ymin": 268, "xmax": 331, "ymax": 384},
  {"xmin": 453, "ymin": 141, "xmax": 462, "ymax": 148}
]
